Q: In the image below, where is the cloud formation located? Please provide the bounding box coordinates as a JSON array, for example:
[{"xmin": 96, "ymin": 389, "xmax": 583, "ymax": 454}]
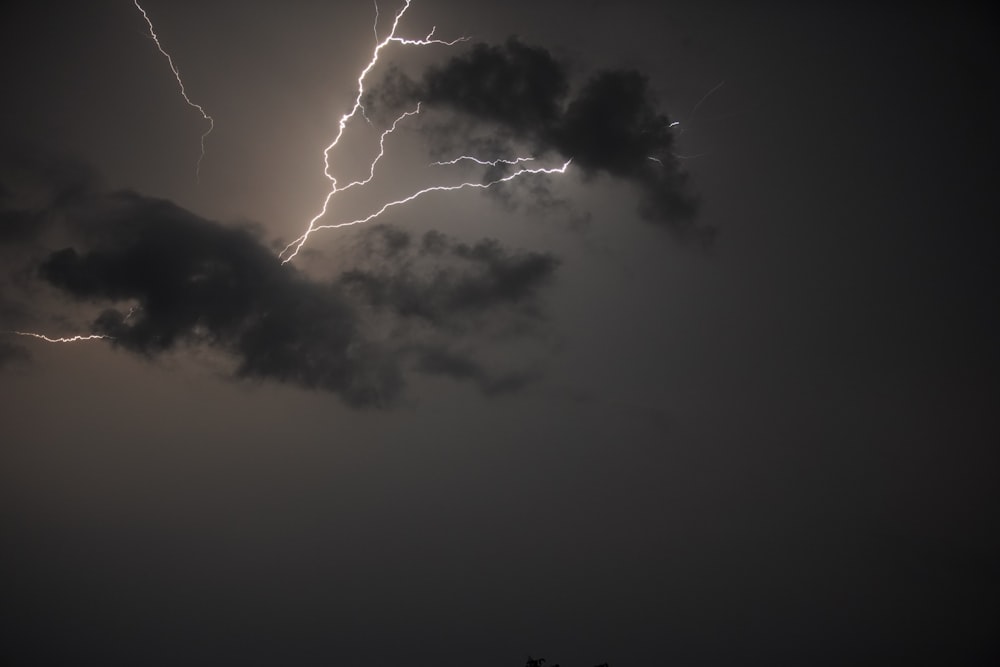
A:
[
  {"xmin": 1, "ymin": 157, "xmax": 559, "ymax": 407},
  {"xmin": 38, "ymin": 193, "xmax": 392, "ymax": 405},
  {"xmin": 341, "ymin": 228, "xmax": 558, "ymax": 328},
  {"xmin": 341, "ymin": 226, "xmax": 558, "ymax": 396},
  {"xmin": 372, "ymin": 38, "xmax": 706, "ymax": 240}
]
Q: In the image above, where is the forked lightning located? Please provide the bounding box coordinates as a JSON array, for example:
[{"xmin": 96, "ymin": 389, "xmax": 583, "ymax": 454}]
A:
[{"xmin": 279, "ymin": 0, "xmax": 571, "ymax": 263}]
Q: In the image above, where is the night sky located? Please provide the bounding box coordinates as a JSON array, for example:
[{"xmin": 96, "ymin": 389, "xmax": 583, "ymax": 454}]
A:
[{"xmin": 1, "ymin": 1, "xmax": 998, "ymax": 665}]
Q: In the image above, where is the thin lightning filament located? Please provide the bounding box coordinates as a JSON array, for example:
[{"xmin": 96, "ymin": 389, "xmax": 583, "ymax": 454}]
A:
[{"xmin": 134, "ymin": 0, "xmax": 215, "ymax": 181}]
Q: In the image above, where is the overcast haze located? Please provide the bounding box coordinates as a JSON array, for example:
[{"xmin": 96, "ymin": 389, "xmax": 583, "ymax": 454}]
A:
[{"xmin": 1, "ymin": 1, "xmax": 998, "ymax": 665}]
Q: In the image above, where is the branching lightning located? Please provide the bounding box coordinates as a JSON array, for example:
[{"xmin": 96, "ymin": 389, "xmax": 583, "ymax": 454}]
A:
[
  {"xmin": 339, "ymin": 104, "xmax": 423, "ymax": 194},
  {"xmin": 7, "ymin": 331, "xmax": 111, "ymax": 344},
  {"xmin": 279, "ymin": 0, "xmax": 571, "ymax": 264},
  {"xmin": 134, "ymin": 0, "xmax": 214, "ymax": 181},
  {"xmin": 283, "ymin": 159, "xmax": 571, "ymax": 259},
  {"xmin": 316, "ymin": 0, "xmax": 465, "ymax": 187}
]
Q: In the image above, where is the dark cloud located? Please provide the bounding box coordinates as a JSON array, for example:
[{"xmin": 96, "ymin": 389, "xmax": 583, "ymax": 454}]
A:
[
  {"xmin": 556, "ymin": 70, "xmax": 701, "ymax": 232},
  {"xmin": 370, "ymin": 38, "xmax": 706, "ymax": 241},
  {"xmin": 36, "ymin": 191, "xmax": 397, "ymax": 406},
  {"xmin": 421, "ymin": 39, "xmax": 570, "ymax": 135},
  {"xmin": 3, "ymin": 159, "xmax": 559, "ymax": 405},
  {"xmin": 342, "ymin": 226, "xmax": 559, "ymax": 329},
  {"xmin": 340, "ymin": 225, "xmax": 559, "ymax": 393}
]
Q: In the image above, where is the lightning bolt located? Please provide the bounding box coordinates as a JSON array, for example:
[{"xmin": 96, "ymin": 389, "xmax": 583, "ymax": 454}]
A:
[
  {"xmin": 431, "ymin": 156, "xmax": 537, "ymax": 167},
  {"xmin": 7, "ymin": 331, "xmax": 111, "ymax": 343},
  {"xmin": 279, "ymin": 0, "xmax": 571, "ymax": 264},
  {"xmin": 281, "ymin": 159, "xmax": 571, "ymax": 260},
  {"xmin": 317, "ymin": 0, "xmax": 465, "ymax": 186},
  {"xmin": 133, "ymin": 0, "xmax": 214, "ymax": 181},
  {"xmin": 338, "ymin": 104, "xmax": 423, "ymax": 195}
]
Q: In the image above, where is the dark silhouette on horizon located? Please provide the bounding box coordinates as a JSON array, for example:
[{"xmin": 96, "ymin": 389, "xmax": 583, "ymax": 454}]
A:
[{"xmin": 526, "ymin": 657, "xmax": 609, "ymax": 667}]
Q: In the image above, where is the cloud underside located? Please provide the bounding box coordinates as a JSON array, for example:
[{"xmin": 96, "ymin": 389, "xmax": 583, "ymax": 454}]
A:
[
  {"xmin": 1, "ymin": 37, "xmax": 706, "ymax": 405},
  {"xmin": 1, "ymin": 156, "xmax": 559, "ymax": 407},
  {"xmin": 371, "ymin": 37, "xmax": 708, "ymax": 241}
]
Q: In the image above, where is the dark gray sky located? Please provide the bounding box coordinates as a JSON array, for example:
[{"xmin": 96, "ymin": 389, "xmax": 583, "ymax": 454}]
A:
[{"xmin": 1, "ymin": 1, "xmax": 998, "ymax": 665}]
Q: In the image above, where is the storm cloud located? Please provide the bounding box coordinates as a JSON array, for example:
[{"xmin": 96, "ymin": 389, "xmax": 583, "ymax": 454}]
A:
[
  {"xmin": 2, "ymin": 159, "xmax": 560, "ymax": 407},
  {"xmin": 341, "ymin": 227, "xmax": 559, "ymax": 328},
  {"xmin": 371, "ymin": 38, "xmax": 706, "ymax": 240}
]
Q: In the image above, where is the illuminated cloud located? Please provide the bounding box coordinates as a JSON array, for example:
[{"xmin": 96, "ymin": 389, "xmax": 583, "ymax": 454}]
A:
[
  {"xmin": 1, "ymin": 155, "xmax": 558, "ymax": 406},
  {"xmin": 372, "ymin": 38, "xmax": 708, "ymax": 241}
]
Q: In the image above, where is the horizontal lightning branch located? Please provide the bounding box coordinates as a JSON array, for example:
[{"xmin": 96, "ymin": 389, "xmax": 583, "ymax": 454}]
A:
[
  {"xmin": 431, "ymin": 156, "xmax": 536, "ymax": 167},
  {"xmin": 281, "ymin": 160, "xmax": 571, "ymax": 263},
  {"xmin": 7, "ymin": 331, "xmax": 112, "ymax": 344}
]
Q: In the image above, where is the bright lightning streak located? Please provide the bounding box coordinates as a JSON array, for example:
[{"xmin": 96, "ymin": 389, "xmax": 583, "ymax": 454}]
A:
[
  {"xmin": 338, "ymin": 104, "xmax": 423, "ymax": 194},
  {"xmin": 134, "ymin": 0, "xmax": 215, "ymax": 181},
  {"xmin": 281, "ymin": 160, "xmax": 571, "ymax": 261},
  {"xmin": 431, "ymin": 156, "xmax": 536, "ymax": 167},
  {"xmin": 281, "ymin": 0, "xmax": 572, "ymax": 264},
  {"xmin": 8, "ymin": 331, "xmax": 111, "ymax": 343},
  {"xmin": 318, "ymin": 0, "xmax": 466, "ymax": 186},
  {"xmin": 280, "ymin": 0, "xmax": 477, "ymax": 263},
  {"xmin": 388, "ymin": 25, "xmax": 465, "ymax": 47}
]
